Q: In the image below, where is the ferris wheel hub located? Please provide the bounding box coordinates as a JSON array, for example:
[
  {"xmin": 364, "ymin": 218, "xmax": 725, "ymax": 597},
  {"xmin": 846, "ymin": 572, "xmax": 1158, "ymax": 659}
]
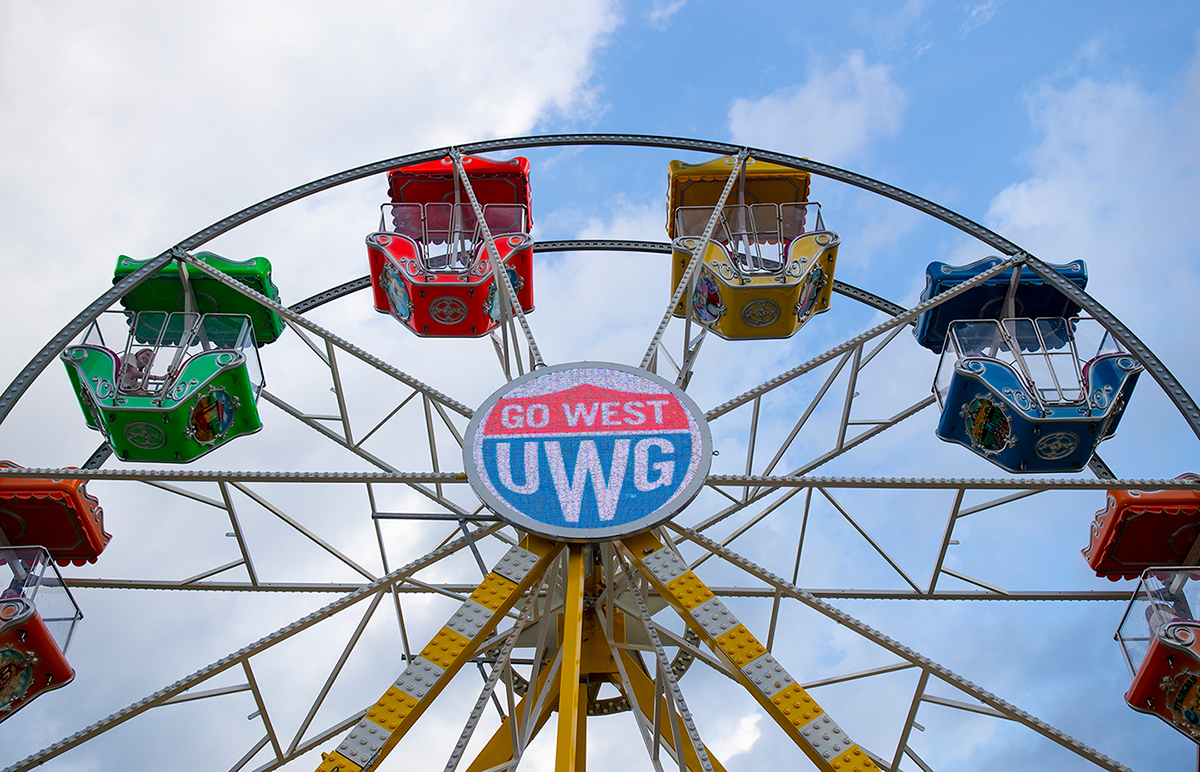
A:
[{"xmin": 464, "ymin": 362, "xmax": 711, "ymax": 541}]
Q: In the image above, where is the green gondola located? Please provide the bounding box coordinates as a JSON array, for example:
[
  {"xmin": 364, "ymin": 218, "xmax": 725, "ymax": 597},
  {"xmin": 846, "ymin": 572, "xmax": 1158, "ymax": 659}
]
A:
[
  {"xmin": 61, "ymin": 312, "xmax": 264, "ymax": 463},
  {"xmin": 114, "ymin": 251, "xmax": 285, "ymax": 345}
]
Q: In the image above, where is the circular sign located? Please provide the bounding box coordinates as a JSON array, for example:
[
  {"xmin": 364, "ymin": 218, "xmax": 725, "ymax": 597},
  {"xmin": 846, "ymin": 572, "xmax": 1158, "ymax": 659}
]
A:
[{"xmin": 464, "ymin": 362, "xmax": 711, "ymax": 541}]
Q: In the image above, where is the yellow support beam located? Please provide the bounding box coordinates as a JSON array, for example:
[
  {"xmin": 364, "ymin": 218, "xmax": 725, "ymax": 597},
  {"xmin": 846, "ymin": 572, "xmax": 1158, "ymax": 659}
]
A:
[
  {"xmin": 555, "ymin": 544, "xmax": 586, "ymax": 772},
  {"xmin": 620, "ymin": 531, "xmax": 875, "ymax": 772},
  {"xmin": 316, "ymin": 536, "xmax": 561, "ymax": 772}
]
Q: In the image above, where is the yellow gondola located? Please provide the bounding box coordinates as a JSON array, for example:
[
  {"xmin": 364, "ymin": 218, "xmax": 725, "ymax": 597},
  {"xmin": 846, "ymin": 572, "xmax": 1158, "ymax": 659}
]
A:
[{"xmin": 667, "ymin": 156, "xmax": 839, "ymax": 340}]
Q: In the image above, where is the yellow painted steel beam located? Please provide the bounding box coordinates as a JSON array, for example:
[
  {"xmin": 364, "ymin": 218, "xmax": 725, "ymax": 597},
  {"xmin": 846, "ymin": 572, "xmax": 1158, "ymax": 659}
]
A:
[
  {"xmin": 573, "ymin": 672, "xmax": 588, "ymax": 772},
  {"xmin": 315, "ymin": 536, "xmax": 562, "ymax": 772},
  {"xmin": 615, "ymin": 649, "xmax": 728, "ymax": 772},
  {"xmin": 620, "ymin": 531, "xmax": 876, "ymax": 772},
  {"xmin": 555, "ymin": 545, "xmax": 587, "ymax": 772}
]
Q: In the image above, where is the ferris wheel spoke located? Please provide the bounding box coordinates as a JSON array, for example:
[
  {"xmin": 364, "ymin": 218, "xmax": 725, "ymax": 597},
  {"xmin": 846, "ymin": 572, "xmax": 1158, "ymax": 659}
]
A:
[
  {"xmin": 704, "ymin": 475, "xmax": 1199, "ymax": 492},
  {"xmin": 640, "ymin": 149, "xmax": 750, "ymax": 373},
  {"xmin": 313, "ymin": 538, "xmax": 561, "ymax": 772},
  {"xmin": 694, "ymin": 396, "xmax": 935, "ymax": 536},
  {"xmin": 142, "ymin": 478, "xmax": 227, "ymax": 507},
  {"xmin": 452, "ymin": 560, "xmax": 563, "ymax": 771},
  {"xmin": 741, "ymin": 350, "xmax": 853, "ymax": 499},
  {"xmin": 1, "ymin": 528, "xmax": 499, "ymax": 772},
  {"xmin": 642, "ymin": 619, "xmax": 735, "ymax": 679},
  {"xmin": 592, "ymin": 543, "xmax": 674, "ymax": 770},
  {"xmin": 448, "ymin": 149, "xmax": 544, "ymax": 376},
  {"xmin": 619, "ymin": 531, "xmax": 869, "ymax": 772},
  {"xmin": 255, "ymin": 391, "xmax": 471, "ymax": 517},
  {"xmin": 705, "ymin": 256, "xmax": 1021, "ymax": 421},
  {"xmin": 1023, "ymin": 255, "xmax": 1200, "ymax": 440},
  {"xmin": 617, "ymin": 649, "xmax": 723, "ymax": 772},
  {"xmin": 762, "ymin": 391, "xmax": 933, "ymax": 474},
  {"xmin": 816, "ymin": 487, "xmax": 924, "ymax": 593},
  {"xmin": 242, "ymin": 659, "xmax": 286, "ymax": 762},
  {"xmin": 244, "ymin": 712, "xmax": 368, "ymax": 772},
  {"xmin": 441, "ymin": 586, "xmax": 536, "ymax": 772},
  {"xmin": 260, "ymin": 389, "xmax": 401, "ymax": 472},
  {"xmin": 693, "ymin": 480, "xmax": 926, "ymax": 593},
  {"xmin": 924, "ymin": 488, "xmax": 965, "ymax": 596},
  {"xmin": 229, "ymin": 481, "xmax": 377, "ymax": 580},
  {"xmin": 615, "ymin": 548, "xmax": 718, "ymax": 772},
  {"xmin": 177, "ymin": 250, "xmax": 474, "ymax": 417},
  {"xmin": 735, "ymin": 325, "xmax": 910, "ymax": 503},
  {"xmin": 664, "ymin": 522, "xmax": 1137, "ymax": 772},
  {"xmin": 57, "ymin": 477, "xmax": 494, "ymax": 594},
  {"xmin": 694, "ymin": 475, "xmax": 1196, "ymax": 598}
]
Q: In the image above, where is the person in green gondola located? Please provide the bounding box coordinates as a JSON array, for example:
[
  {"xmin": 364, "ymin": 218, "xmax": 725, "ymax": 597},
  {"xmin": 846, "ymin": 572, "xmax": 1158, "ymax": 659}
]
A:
[{"xmin": 118, "ymin": 348, "xmax": 165, "ymax": 394}]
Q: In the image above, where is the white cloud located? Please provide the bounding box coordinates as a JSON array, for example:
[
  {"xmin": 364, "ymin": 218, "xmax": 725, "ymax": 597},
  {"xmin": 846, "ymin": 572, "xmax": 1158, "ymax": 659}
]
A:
[
  {"xmin": 984, "ymin": 41, "xmax": 1200, "ymax": 396},
  {"xmin": 708, "ymin": 712, "xmax": 763, "ymax": 759},
  {"xmin": 960, "ymin": 1, "xmax": 1002, "ymax": 34},
  {"xmin": 728, "ymin": 51, "xmax": 907, "ymax": 167},
  {"xmin": 0, "ymin": 4, "xmax": 621, "ymax": 767},
  {"xmin": 851, "ymin": 0, "xmax": 930, "ymax": 48},
  {"xmin": 0, "ymin": 0, "xmax": 619, "ymax": 390},
  {"xmin": 648, "ymin": 0, "xmax": 686, "ymax": 28}
]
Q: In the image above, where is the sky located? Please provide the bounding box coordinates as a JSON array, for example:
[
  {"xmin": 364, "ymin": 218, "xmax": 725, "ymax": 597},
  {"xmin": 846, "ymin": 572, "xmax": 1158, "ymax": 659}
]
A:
[{"xmin": 2, "ymin": 1, "xmax": 1200, "ymax": 771}]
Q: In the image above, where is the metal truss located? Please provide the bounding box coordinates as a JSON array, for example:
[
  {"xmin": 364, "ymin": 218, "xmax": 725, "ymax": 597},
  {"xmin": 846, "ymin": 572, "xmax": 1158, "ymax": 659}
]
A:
[{"xmin": 2, "ymin": 135, "xmax": 1196, "ymax": 772}]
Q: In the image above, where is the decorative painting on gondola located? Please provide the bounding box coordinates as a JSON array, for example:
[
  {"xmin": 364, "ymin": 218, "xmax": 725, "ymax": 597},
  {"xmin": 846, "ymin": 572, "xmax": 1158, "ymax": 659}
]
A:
[
  {"xmin": 692, "ymin": 274, "xmax": 725, "ymax": 325},
  {"xmin": 666, "ymin": 155, "xmax": 839, "ymax": 340},
  {"xmin": 123, "ymin": 422, "xmax": 167, "ymax": 451},
  {"xmin": 483, "ymin": 268, "xmax": 524, "ymax": 323},
  {"xmin": 381, "ymin": 262, "xmax": 412, "ymax": 322},
  {"xmin": 187, "ymin": 387, "xmax": 238, "ymax": 445},
  {"xmin": 368, "ymin": 155, "xmax": 535, "ymax": 339},
  {"xmin": 0, "ymin": 645, "xmax": 36, "ymax": 717},
  {"xmin": 1083, "ymin": 475, "xmax": 1200, "ymax": 579},
  {"xmin": 932, "ymin": 317, "xmax": 1141, "ymax": 473},
  {"xmin": 62, "ymin": 311, "xmax": 264, "ymax": 463},
  {"xmin": 1161, "ymin": 670, "xmax": 1200, "ymax": 733},
  {"xmin": 961, "ymin": 395, "xmax": 1017, "ymax": 455},
  {"xmin": 795, "ymin": 268, "xmax": 827, "ymax": 320}
]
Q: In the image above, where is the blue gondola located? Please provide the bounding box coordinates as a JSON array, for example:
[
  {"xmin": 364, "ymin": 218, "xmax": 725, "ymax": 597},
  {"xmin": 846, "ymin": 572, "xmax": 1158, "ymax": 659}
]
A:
[
  {"xmin": 933, "ymin": 317, "xmax": 1141, "ymax": 472},
  {"xmin": 914, "ymin": 258, "xmax": 1088, "ymax": 352}
]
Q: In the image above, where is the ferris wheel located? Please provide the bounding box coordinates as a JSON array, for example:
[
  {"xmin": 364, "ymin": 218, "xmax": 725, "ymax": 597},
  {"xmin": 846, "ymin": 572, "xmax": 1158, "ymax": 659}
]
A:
[{"xmin": 1, "ymin": 134, "xmax": 1198, "ymax": 772}]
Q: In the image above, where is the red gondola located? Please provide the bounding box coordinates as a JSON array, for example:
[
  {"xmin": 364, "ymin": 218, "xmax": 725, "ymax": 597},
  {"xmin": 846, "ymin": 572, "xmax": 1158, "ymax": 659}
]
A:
[
  {"xmin": 367, "ymin": 155, "xmax": 534, "ymax": 337},
  {"xmin": 1117, "ymin": 569, "xmax": 1200, "ymax": 741},
  {"xmin": 0, "ymin": 547, "xmax": 81, "ymax": 722}
]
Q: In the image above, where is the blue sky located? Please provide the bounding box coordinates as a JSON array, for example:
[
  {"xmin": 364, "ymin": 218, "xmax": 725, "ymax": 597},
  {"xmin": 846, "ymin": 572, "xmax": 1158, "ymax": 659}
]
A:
[{"xmin": 2, "ymin": 2, "xmax": 1200, "ymax": 771}]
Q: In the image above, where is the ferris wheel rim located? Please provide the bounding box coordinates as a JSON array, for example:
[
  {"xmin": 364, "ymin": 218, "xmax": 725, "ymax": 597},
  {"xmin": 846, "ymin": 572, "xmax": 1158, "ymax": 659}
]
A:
[
  {"xmin": 4, "ymin": 133, "xmax": 1195, "ymax": 447},
  {"xmin": 1, "ymin": 134, "xmax": 1195, "ymax": 772}
]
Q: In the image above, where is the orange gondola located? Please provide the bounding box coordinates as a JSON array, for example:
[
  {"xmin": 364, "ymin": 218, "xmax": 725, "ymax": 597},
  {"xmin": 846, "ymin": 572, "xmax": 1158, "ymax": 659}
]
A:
[
  {"xmin": 0, "ymin": 462, "xmax": 110, "ymax": 566},
  {"xmin": 1083, "ymin": 475, "xmax": 1200, "ymax": 580}
]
